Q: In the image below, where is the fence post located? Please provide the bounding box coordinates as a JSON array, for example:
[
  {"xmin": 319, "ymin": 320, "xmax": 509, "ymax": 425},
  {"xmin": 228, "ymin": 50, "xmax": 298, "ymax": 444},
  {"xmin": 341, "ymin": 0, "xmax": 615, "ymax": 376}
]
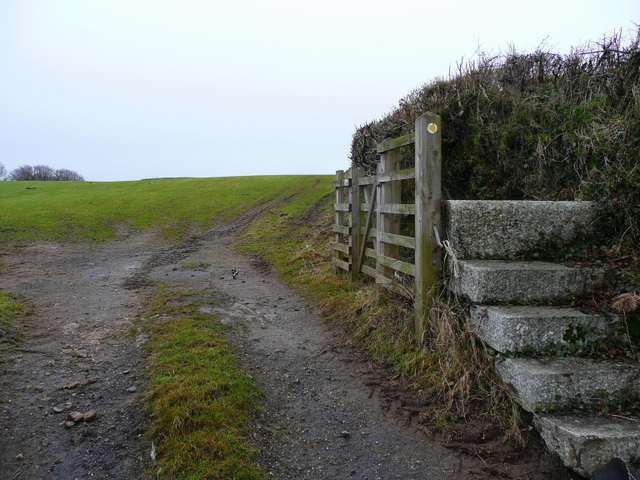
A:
[
  {"xmin": 334, "ymin": 170, "xmax": 345, "ymax": 267},
  {"xmin": 414, "ymin": 112, "xmax": 442, "ymax": 339},
  {"xmin": 376, "ymin": 149, "xmax": 401, "ymax": 284},
  {"xmin": 350, "ymin": 167, "xmax": 361, "ymax": 279}
]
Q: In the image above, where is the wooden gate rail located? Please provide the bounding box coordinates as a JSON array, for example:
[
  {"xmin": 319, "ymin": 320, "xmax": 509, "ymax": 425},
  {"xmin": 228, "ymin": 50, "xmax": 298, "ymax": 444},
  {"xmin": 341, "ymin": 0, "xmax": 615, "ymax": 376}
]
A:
[{"xmin": 332, "ymin": 112, "xmax": 442, "ymax": 337}]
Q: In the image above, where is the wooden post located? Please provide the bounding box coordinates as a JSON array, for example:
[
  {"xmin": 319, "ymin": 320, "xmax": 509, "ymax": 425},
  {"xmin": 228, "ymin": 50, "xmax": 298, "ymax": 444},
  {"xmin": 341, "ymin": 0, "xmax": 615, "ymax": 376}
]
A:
[
  {"xmin": 334, "ymin": 170, "xmax": 345, "ymax": 268},
  {"xmin": 414, "ymin": 112, "xmax": 442, "ymax": 339},
  {"xmin": 335, "ymin": 169, "xmax": 344, "ymax": 235},
  {"xmin": 376, "ymin": 149, "xmax": 401, "ymax": 284},
  {"xmin": 350, "ymin": 167, "xmax": 361, "ymax": 279}
]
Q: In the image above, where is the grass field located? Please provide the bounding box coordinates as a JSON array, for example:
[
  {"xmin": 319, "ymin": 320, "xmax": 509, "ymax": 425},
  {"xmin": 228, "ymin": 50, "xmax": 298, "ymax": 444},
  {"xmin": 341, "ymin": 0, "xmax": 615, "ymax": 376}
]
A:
[{"xmin": 0, "ymin": 176, "xmax": 332, "ymax": 242}]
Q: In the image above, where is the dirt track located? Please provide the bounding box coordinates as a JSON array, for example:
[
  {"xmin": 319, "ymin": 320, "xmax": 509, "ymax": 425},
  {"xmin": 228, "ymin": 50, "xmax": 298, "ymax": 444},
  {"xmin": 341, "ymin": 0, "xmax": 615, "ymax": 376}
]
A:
[{"xmin": 0, "ymin": 211, "xmax": 572, "ymax": 479}]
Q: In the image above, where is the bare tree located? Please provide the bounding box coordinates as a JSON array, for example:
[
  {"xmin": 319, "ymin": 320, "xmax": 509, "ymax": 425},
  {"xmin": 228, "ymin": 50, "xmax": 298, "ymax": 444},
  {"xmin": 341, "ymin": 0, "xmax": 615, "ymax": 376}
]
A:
[
  {"xmin": 8, "ymin": 164, "xmax": 85, "ymax": 181},
  {"xmin": 0, "ymin": 162, "xmax": 6, "ymax": 179},
  {"xmin": 32, "ymin": 165, "xmax": 56, "ymax": 181},
  {"xmin": 55, "ymin": 169, "xmax": 85, "ymax": 181},
  {"xmin": 8, "ymin": 165, "xmax": 35, "ymax": 181}
]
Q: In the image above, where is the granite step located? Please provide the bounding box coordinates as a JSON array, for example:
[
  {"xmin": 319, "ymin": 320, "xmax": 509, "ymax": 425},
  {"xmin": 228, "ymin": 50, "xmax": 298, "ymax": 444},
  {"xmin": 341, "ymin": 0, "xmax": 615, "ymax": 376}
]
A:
[
  {"xmin": 495, "ymin": 356, "xmax": 640, "ymax": 413},
  {"xmin": 449, "ymin": 260, "xmax": 603, "ymax": 303},
  {"xmin": 443, "ymin": 200, "xmax": 594, "ymax": 260},
  {"xmin": 535, "ymin": 414, "xmax": 640, "ymax": 477},
  {"xmin": 470, "ymin": 305, "xmax": 614, "ymax": 353}
]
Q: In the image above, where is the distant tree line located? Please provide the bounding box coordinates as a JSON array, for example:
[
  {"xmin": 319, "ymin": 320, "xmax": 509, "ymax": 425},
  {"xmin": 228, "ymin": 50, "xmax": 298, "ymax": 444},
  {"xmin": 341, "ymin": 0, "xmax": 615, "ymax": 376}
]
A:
[{"xmin": 0, "ymin": 163, "xmax": 84, "ymax": 181}]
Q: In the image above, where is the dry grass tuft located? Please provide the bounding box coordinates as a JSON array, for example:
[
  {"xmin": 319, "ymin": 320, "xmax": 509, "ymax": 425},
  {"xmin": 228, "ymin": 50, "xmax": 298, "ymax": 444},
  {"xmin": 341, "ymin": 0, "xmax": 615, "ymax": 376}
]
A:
[
  {"xmin": 611, "ymin": 292, "xmax": 640, "ymax": 357},
  {"xmin": 612, "ymin": 292, "xmax": 640, "ymax": 315},
  {"xmin": 417, "ymin": 294, "xmax": 524, "ymax": 444}
]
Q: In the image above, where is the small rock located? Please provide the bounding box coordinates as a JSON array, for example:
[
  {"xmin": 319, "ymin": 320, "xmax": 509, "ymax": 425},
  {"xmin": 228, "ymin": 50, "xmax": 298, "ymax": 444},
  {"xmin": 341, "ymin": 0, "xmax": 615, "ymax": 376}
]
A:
[
  {"xmin": 83, "ymin": 411, "xmax": 97, "ymax": 422},
  {"xmin": 15, "ymin": 453, "xmax": 23, "ymax": 461},
  {"xmin": 67, "ymin": 411, "xmax": 84, "ymax": 423},
  {"xmin": 63, "ymin": 382, "xmax": 84, "ymax": 390},
  {"xmin": 63, "ymin": 421, "xmax": 76, "ymax": 429},
  {"xmin": 127, "ymin": 386, "xmax": 137, "ymax": 393},
  {"xmin": 340, "ymin": 430, "xmax": 351, "ymax": 438}
]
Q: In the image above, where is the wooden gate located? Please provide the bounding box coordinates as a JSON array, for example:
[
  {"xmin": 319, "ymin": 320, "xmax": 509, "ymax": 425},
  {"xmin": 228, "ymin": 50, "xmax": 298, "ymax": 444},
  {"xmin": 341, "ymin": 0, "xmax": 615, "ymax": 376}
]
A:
[{"xmin": 332, "ymin": 112, "xmax": 442, "ymax": 337}]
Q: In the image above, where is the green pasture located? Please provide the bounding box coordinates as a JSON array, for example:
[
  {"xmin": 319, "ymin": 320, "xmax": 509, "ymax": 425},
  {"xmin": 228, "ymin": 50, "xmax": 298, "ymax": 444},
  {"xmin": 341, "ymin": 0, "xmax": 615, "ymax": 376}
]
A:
[{"xmin": 0, "ymin": 175, "xmax": 332, "ymax": 242}]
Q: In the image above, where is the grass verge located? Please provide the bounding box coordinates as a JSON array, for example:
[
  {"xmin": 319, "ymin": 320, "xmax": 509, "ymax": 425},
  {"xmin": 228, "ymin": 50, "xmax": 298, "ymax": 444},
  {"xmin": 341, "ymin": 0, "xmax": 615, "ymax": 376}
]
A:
[
  {"xmin": 141, "ymin": 288, "xmax": 266, "ymax": 480},
  {"xmin": 0, "ymin": 292, "xmax": 33, "ymax": 346}
]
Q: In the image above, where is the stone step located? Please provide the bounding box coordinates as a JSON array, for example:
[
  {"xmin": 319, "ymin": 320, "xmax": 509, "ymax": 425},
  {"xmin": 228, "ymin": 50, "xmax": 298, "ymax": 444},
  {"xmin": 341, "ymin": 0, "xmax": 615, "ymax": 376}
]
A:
[
  {"xmin": 535, "ymin": 414, "xmax": 640, "ymax": 477},
  {"xmin": 495, "ymin": 357, "xmax": 640, "ymax": 412},
  {"xmin": 443, "ymin": 200, "xmax": 594, "ymax": 260},
  {"xmin": 449, "ymin": 260, "xmax": 603, "ymax": 303},
  {"xmin": 470, "ymin": 305, "xmax": 614, "ymax": 353}
]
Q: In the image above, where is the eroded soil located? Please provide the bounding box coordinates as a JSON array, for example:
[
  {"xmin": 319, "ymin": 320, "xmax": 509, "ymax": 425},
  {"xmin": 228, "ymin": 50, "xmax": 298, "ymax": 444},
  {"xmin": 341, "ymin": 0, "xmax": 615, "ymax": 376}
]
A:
[{"xmin": 0, "ymin": 212, "xmax": 575, "ymax": 479}]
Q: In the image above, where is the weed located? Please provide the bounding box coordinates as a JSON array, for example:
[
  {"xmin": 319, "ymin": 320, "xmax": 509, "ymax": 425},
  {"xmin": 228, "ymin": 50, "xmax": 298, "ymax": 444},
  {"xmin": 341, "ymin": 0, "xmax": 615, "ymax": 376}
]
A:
[{"xmin": 562, "ymin": 324, "xmax": 588, "ymax": 343}]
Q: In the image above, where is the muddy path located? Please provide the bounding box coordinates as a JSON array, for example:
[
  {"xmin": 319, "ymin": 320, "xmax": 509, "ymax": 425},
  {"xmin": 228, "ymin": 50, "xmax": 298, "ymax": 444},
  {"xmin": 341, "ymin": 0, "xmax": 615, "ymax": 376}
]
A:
[{"xmin": 0, "ymin": 211, "xmax": 569, "ymax": 479}]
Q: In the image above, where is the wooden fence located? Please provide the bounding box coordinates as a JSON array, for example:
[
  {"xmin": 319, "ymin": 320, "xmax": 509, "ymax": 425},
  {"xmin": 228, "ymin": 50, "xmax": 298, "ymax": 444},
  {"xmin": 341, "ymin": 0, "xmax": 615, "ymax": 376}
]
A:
[{"xmin": 332, "ymin": 112, "xmax": 442, "ymax": 337}]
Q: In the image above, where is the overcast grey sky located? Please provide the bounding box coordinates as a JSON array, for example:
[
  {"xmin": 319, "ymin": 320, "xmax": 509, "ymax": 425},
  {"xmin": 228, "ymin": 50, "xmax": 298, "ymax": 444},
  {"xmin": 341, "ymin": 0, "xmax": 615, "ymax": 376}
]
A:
[{"xmin": 0, "ymin": 1, "xmax": 637, "ymax": 182}]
